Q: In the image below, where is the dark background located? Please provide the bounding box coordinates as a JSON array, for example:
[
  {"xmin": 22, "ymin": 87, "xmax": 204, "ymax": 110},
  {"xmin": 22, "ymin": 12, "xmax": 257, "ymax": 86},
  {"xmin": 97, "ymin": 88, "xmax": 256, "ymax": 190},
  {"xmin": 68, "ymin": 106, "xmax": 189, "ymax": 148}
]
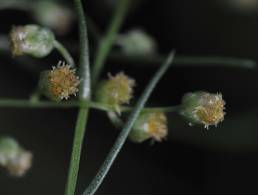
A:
[{"xmin": 0, "ymin": 0, "xmax": 258, "ymax": 194}]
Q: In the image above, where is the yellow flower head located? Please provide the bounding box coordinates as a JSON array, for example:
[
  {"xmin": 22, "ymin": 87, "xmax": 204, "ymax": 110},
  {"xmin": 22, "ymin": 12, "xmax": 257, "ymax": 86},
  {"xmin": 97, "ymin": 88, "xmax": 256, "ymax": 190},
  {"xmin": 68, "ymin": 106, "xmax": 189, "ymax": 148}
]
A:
[
  {"xmin": 180, "ymin": 91, "xmax": 226, "ymax": 129},
  {"xmin": 96, "ymin": 72, "xmax": 135, "ymax": 112},
  {"xmin": 130, "ymin": 112, "xmax": 168, "ymax": 143},
  {"xmin": 194, "ymin": 93, "xmax": 225, "ymax": 128},
  {"xmin": 40, "ymin": 62, "xmax": 80, "ymax": 101}
]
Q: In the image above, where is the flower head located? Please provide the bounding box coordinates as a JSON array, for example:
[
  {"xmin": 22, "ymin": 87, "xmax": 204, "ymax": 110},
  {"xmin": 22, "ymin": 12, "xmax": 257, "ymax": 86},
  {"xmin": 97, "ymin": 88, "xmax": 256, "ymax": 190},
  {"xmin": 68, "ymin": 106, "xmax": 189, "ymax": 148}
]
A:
[
  {"xmin": 180, "ymin": 91, "xmax": 226, "ymax": 129},
  {"xmin": 10, "ymin": 24, "xmax": 55, "ymax": 58},
  {"xmin": 39, "ymin": 62, "xmax": 80, "ymax": 101},
  {"xmin": 96, "ymin": 72, "xmax": 135, "ymax": 112},
  {"xmin": 130, "ymin": 112, "xmax": 168, "ymax": 143}
]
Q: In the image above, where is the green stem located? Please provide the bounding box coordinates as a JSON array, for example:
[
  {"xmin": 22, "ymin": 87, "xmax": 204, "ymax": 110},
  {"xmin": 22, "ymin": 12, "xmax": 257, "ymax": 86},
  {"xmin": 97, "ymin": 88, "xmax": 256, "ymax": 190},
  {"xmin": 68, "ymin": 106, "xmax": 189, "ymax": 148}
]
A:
[
  {"xmin": 109, "ymin": 52, "xmax": 256, "ymax": 69},
  {"xmin": 65, "ymin": 106, "xmax": 89, "ymax": 195},
  {"xmin": 54, "ymin": 40, "xmax": 75, "ymax": 67},
  {"xmin": 91, "ymin": 0, "xmax": 130, "ymax": 87},
  {"xmin": 122, "ymin": 105, "xmax": 181, "ymax": 113},
  {"xmin": 76, "ymin": 3, "xmax": 91, "ymax": 100},
  {"xmin": 83, "ymin": 51, "xmax": 176, "ymax": 195},
  {"xmin": 0, "ymin": 0, "xmax": 31, "ymax": 10},
  {"xmin": 65, "ymin": 0, "xmax": 91, "ymax": 194},
  {"xmin": 0, "ymin": 98, "xmax": 181, "ymax": 114}
]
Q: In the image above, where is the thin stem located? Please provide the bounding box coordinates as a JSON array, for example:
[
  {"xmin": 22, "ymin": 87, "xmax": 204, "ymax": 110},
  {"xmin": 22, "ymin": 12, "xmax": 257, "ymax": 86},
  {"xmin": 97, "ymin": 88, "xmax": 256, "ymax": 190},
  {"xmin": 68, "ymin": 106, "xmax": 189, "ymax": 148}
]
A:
[
  {"xmin": 83, "ymin": 51, "xmax": 176, "ymax": 195},
  {"xmin": 121, "ymin": 105, "xmax": 181, "ymax": 113},
  {"xmin": 0, "ymin": 0, "xmax": 31, "ymax": 10},
  {"xmin": 109, "ymin": 52, "xmax": 256, "ymax": 69},
  {"xmin": 0, "ymin": 99, "xmax": 79, "ymax": 108},
  {"xmin": 75, "ymin": 1, "xmax": 91, "ymax": 100},
  {"xmin": 65, "ymin": 0, "xmax": 91, "ymax": 194},
  {"xmin": 65, "ymin": 106, "xmax": 90, "ymax": 195},
  {"xmin": 54, "ymin": 40, "xmax": 75, "ymax": 67},
  {"xmin": 0, "ymin": 98, "xmax": 180, "ymax": 114},
  {"xmin": 91, "ymin": 0, "xmax": 130, "ymax": 87}
]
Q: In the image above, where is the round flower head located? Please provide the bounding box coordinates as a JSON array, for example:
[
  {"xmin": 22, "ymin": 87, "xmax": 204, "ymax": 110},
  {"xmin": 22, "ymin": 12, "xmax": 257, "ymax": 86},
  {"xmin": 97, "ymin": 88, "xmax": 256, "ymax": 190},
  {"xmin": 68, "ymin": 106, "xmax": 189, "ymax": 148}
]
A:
[
  {"xmin": 96, "ymin": 72, "xmax": 135, "ymax": 113},
  {"xmin": 0, "ymin": 137, "xmax": 33, "ymax": 177},
  {"xmin": 39, "ymin": 62, "xmax": 80, "ymax": 101},
  {"xmin": 180, "ymin": 91, "xmax": 226, "ymax": 129},
  {"xmin": 129, "ymin": 112, "xmax": 168, "ymax": 143},
  {"xmin": 10, "ymin": 24, "xmax": 55, "ymax": 58}
]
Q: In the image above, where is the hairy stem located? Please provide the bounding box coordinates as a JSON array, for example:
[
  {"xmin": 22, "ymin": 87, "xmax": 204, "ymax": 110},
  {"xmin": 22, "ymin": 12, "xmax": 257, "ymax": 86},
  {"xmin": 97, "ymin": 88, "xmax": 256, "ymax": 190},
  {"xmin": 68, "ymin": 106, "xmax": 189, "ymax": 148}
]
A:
[
  {"xmin": 54, "ymin": 40, "xmax": 75, "ymax": 67},
  {"xmin": 65, "ymin": 106, "xmax": 90, "ymax": 195},
  {"xmin": 83, "ymin": 51, "xmax": 176, "ymax": 195},
  {"xmin": 91, "ymin": 0, "xmax": 130, "ymax": 87},
  {"xmin": 65, "ymin": 0, "xmax": 91, "ymax": 194}
]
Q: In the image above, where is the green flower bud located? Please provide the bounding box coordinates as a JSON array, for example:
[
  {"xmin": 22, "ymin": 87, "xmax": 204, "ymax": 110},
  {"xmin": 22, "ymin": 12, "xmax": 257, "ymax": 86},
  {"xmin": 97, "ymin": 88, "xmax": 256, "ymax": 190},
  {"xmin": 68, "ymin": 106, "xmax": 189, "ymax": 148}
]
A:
[
  {"xmin": 180, "ymin": 91, "xmax": 226, "ymax": 129},
  {"xmin": 96, "ymin": 72, "xmax": 135, "ymax": 113},
  {"xmin": 10, "ymin": 24, "xmax": 55, "ymax": 58},
  {"xmin": 129, "ymin": 112, "xmax": 168, "ymax": 143},
  {"xmin": 0, "ymin": 137, "xmax": 32, "ymax": 177},
  {"xmin": 32, "ymin": 1, "xmax": 74, "ymax": 35},
  {"xmin": 116, "ymin": 29, "xmax": 157, "ymax": 56},
  {"xmin": 0, "ymin": 137, "xmax": 19, "ymax": 166},
  {"xmin": 39, "ymin": 61, "xmax": 80, "ymax": 101}
]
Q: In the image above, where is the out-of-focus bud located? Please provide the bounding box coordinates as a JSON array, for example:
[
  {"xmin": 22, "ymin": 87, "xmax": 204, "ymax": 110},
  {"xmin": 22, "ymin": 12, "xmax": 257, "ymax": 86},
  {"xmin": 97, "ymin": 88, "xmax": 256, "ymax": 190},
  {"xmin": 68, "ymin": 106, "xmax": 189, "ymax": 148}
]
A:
[
  {"xmin": 32, "ymin": 1, "xmax": 74, "ymax": 35},
  {"xmin": 129, "ymin": 112, "xmax": 168, "ymax": 143},
  {"xmin": 39, "ymin": 61, "xmax": 80, "ymax": 101},
  {"xmin": 116, "ymin": 29, "xmax": 157, "ymax": 56},
  {"xmin": 0, "ymin": 137, "xmax": 32, "ymax": 177},
  {"xmin": 96, "ymin": 72, "xmax": 135, "ymax": 113},
  {"xmin": 180, "ymin": 91, "xmax": 226, "ymax": 129},
  {"xmin": 220, "ymin": 0, "xmax": 258, "ymax": 13},
  {"xmin": 10, "ymin": 24, "xmax": 55, "ymax": 58}
]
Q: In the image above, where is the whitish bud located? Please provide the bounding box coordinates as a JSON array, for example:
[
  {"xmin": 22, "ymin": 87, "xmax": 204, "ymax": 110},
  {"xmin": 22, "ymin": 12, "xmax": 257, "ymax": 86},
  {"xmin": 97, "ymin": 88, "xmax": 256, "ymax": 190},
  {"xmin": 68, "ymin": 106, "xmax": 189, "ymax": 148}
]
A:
[
  {"xmin": 32, "ymin": 1, "xmax": 74, "ymax": 35},
  {"xmin": 0, "ymin": 137, "xmax": 32, "ymax": 177},
  {"xmin": 116, "ymin": 29, "xmax": 157, "ymax": 56},
  {"xmin": 39, "ymin": 62, "xmax": 80, "ymax": 101},
  {"xmin": 129, "ymin": 112, "xmax": 168, "ymax": 143},
  {"xmin": 96, "ymin": 72, "xmax": 135, "ymax": 113},
  {"xmin": 180, "ymin": 91, "xmax": 226, "ymax": 129},
  {"xmin": 10, "ymin": 24, "xmax": 55, "ymax": 58}
]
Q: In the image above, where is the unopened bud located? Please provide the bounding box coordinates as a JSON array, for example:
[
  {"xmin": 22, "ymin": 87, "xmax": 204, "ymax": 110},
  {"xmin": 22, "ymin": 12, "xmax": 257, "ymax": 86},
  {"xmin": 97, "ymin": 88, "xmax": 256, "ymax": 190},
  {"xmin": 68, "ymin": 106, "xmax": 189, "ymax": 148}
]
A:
[
  {"xmin": 0, "ymin": 137, "xmax": 32, "ymax": 177},
  {"xmin": 32, "ymin": 1, "xmax": 74, "ymax": 35},
  {"xmin": 116, "ymin": 29, "xmax": 157, "ymax": 56},
  {"xmin": 10, "ymin": 24, "xmax": 55, "ymax": 58}
]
